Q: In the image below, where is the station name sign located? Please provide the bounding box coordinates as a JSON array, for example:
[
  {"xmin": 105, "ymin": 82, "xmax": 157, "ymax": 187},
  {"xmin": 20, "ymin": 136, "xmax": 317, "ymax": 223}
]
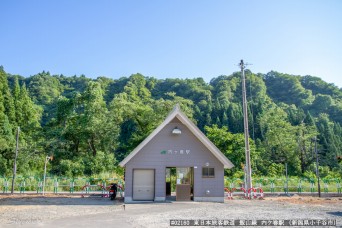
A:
[{"xmin": 160, "ymin": 149, "xmax": 190, "ymax": 155}]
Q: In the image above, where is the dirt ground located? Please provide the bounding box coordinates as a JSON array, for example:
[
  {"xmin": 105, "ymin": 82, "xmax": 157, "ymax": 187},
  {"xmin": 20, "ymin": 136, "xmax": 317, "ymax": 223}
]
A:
[{"xmin": 0, "ymin": 194, "xmax": 341, "ymax": 227}]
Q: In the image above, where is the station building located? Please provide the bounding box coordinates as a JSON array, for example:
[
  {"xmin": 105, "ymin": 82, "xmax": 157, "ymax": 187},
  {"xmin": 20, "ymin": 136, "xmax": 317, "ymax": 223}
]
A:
[{"xmin": 119, "ymin": 105, "xmax": 234, "ymax": 203}]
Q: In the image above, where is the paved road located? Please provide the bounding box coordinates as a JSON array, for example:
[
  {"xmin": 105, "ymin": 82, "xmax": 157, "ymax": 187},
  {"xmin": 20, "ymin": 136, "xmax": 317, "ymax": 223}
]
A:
[{"xmin": 1, "ymin": 196, "xmax": 341, "ymax": 228}]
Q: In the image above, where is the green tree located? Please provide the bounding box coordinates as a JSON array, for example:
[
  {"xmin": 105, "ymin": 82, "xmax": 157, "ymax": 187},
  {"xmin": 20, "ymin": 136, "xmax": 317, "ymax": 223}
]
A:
[
  {"xmin": 205, "ymin": 125, "xmax": 258, "ymax": 175},
  {"xmin": 82, "ymin": 81, "xmax": 110, "ymax": 156},
  {"xmin": 316, "ymin": 114, "xmax": 342, "ymax": 169},
  {"xmin": 264, "ymin": 71, "xmax": 314, "ymax": 107},
  {"xmin": 310, "ymin": 94, "xmax": 334, "ymax": 115},
  {"xmin": 18, "ymin": 83, "xmax": 42, "ymax": 131},
  {"xmin": 258, "ymin": 104, "xmax": 301, "ymax": 175},
  {"xmin": 0, "ymin": 68, "xmax": 16, "ymax": 175},
  {"xmin": 0, "ymin": 68, "xmax": 15, "ymax": 124},
  {"xmin": 296, "ymin": 115, "xmax": 318, "ymax": 174}
]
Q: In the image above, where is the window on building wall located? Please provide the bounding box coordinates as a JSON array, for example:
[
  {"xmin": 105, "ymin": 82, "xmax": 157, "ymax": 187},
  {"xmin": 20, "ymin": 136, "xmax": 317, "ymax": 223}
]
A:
[{"xmin": 202, "ymin": 167, "xmax": 215, "ymax": 178}]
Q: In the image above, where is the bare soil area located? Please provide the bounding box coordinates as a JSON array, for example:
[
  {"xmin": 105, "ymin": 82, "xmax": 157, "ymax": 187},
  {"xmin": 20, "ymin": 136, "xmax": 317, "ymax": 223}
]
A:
[{"xmin": 0, "ymin": 194, "xmax": 341, "ymax": 227}]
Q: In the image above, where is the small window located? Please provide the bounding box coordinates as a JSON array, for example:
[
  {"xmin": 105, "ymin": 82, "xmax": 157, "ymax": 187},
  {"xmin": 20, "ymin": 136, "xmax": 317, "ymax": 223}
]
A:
[{"xmin": 202, "ymin": 167, "xmax": 215, "ymax": 178}]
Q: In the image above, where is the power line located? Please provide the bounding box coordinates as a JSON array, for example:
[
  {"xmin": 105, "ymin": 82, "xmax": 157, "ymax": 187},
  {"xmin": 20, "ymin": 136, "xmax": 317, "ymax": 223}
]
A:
[{"xmin": 248, "ymin": 73, "xmax": 256, "ymax": 141}]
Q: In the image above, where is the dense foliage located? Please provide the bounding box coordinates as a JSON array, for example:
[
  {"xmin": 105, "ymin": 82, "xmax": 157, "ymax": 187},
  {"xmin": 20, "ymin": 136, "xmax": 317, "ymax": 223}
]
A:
[{"xmin": 1, "ymin": 66, "xmax": 341, "ymax": 178}]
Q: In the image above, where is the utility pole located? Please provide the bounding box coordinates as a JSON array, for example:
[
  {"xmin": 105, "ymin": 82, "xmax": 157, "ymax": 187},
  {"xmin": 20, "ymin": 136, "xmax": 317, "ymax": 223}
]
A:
[
  {"xmin": 240, "ymin": 60, "xmax": 252, "ymax": 190},
  {"xmin": 314, "ymin": 136, "xmax": 321, "ymax": 197},
  {"xmin": 11, "ymin": 127, "xmax": 20, "ymax": 194}
]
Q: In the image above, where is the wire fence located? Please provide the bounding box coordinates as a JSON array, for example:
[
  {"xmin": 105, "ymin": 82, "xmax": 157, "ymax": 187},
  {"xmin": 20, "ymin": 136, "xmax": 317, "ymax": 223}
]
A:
[
  {"xmin": 1, "ymin": 175, "xmax": 341, "ymax": 195},
  {"xmin": 225, "ymin": 177, "xmax": 342, "ymax": 194},
  {"xmin": 0, "ymin": 175, "xmax": 124, "ymax": 195}
]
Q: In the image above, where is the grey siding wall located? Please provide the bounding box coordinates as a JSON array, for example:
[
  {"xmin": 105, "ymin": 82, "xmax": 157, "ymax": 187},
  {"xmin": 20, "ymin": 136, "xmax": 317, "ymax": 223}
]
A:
[{"xmin": 125, "ymin": 117, "xmax": 224, "ymax": 200}]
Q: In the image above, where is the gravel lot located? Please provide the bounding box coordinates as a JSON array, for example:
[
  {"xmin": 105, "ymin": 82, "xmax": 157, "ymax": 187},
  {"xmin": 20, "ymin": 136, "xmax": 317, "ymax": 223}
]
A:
[{"xmin": 0, "ymin": 194, "xmax": 341, "ymax": 227}]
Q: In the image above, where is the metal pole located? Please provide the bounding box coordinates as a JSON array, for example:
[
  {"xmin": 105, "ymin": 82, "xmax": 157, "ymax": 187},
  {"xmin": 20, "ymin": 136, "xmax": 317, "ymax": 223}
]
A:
[
  {"xmin": 240, "ymin": 60, "xmax": 252, "ymax": 190},
  {"xmin": 314, "ymin": 137, "xmax": 321, "ymax": 197},
  {"xmin": 285, "ymin": 163, "xmax": 289, "ymax": 194},
  {"xmin": 42, "ymin": 156, "xmax": 49, "ymax": 195},
  {"xmin": 11, "ymin": 127, "xmax": 20, "ymax": 194}
]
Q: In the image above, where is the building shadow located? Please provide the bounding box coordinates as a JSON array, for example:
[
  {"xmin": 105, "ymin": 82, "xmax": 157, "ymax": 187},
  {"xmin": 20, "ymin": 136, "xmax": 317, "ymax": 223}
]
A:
[{"xmin": 326, "ymin": 211, "xmax": 342, "ymax": 217}]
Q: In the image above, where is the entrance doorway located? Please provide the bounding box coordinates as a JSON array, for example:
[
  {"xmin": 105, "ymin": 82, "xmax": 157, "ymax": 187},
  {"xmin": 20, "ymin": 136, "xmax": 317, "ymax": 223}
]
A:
[{"xmin": 166, "ymin": 167, "xmax": 193, "ymax": 201}]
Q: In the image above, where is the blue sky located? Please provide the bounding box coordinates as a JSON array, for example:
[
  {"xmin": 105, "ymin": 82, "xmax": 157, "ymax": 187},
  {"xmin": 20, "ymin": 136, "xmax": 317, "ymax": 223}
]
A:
[{"xmin": 1, "ymin": 0, "xmax": 341, "ymax": 87}]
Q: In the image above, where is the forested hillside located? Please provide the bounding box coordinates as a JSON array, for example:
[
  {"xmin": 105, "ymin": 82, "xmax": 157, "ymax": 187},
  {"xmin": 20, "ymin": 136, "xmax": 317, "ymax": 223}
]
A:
[{"xmin": 1, "ymin": 66, "xmax": 341, "ymax": 178}]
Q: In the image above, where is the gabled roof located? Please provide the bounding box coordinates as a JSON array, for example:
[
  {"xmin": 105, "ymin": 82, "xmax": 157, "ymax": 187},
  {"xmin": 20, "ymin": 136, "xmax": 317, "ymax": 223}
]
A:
[{"xmin": 119, "ymin": 105, "xmax": 234, "ymax": 169}]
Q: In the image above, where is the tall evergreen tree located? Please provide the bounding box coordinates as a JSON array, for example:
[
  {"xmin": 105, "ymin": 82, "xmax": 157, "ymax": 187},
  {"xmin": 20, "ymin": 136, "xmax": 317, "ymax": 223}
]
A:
[
  {"xmin": 13, "ymin": 76, "xmax": 23, "ymax": 125},
  {"xmin": 18, "ymin": 83, "xmax": 41, "ymax": 131},
  {"xmin": 0, "ymin": 68, "xmax": 15, "ymax": 124}
]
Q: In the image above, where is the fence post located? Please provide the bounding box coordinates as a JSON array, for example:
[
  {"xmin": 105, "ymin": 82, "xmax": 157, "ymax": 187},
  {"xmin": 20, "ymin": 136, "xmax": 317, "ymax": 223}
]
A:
[
  {"xmin": 270, "ymin": 180, "xmax": 275, "ymax": 193},
  {"xmin": 69, "ymin": 178, "xmax": 74, "ymax": 193},
  {"xmin": 85, "ymin": 180, "xmax": 90, "ymax": 194},
  {"xmin": 102, "ymin": 180, "xmax": 106, "ymax": 195},
  {"xmin": 3, "ymin": 178, "xmax": 9, "ymax": 193},
  {"xmin": 323, "ymin": 179, "xmax": 329, "ymax": 193},
  {"xmin": 310, "ymin": 179, "xmax": 315, "ymax": 193},
  {"xmin": 19, "ymin": 180, "xmax": 25, "ymax": 193},
  {"xmin": 54, "ymin": 178, "xmax": 58, "ymax": 194},
  {"xmin": 336, "ymin": 179, "xmax": 341, "ymax": 194},
  {"xmin": 283, "ymin": 178, "xmax": 288, "ymax": 194},
  {"xmin": 297, "ymin": 179, "xmax": 302, "ymax": 193},
  {"xmin": 37, "ymin": 180, "xmax": 42, "ymax": 193}
]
